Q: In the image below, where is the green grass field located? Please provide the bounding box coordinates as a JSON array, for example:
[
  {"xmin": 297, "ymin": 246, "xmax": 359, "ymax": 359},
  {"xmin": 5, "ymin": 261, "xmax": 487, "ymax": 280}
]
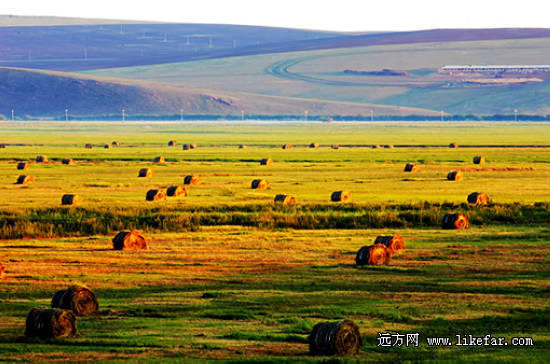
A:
[{"xmin": 0, "ymin": 121, "xmax": 549, "ymax": 362}]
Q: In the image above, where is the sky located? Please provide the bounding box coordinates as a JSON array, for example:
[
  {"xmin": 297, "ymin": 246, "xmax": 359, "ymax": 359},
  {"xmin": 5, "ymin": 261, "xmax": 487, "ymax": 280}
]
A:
[{"xmin": 2, "ymin": 0, "xmax": 549, "ymax": 32}]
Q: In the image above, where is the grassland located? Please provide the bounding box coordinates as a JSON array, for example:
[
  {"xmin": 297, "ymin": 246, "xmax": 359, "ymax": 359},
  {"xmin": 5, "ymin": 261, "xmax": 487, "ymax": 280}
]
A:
[
  {"xmin": 0, "ymin": 121, "xmax": 549, "ymax": 362},
  {"xmin": 87, "ymin": 38, "xmax": 550, "ymax": 115}
]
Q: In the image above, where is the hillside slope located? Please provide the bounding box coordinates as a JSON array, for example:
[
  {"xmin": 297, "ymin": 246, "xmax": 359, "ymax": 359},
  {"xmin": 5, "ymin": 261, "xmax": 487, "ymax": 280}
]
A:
[{"xmin": 0, "ymin": 67, "xmax": 440, "ymax": 118}]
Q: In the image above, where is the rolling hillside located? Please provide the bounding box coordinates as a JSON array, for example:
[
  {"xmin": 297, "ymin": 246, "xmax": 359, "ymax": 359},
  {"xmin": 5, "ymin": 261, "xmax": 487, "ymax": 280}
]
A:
[{"xmin": 0, "ymin": 67, "xmax": 440, "ymax": 118}]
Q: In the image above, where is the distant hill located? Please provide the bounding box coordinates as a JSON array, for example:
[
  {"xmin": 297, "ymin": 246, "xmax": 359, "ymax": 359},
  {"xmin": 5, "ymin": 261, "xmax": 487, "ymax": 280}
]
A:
[
  {"xmin": 2, "ymin": 18, "xmax": 549, "ymax": 72},
  {"xmin": 0, "ymin": 67, "xmax": 440, "ymax": 118},
  {"xmin": 0, "ymin": 15, "xmax": 154, "ymax": 26}
]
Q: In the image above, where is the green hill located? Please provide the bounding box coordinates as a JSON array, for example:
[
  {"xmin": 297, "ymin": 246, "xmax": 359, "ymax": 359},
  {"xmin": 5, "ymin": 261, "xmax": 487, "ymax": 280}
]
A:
[{"xmin": 0, "ymin": 67, "xmax": 440, "ymax": 118}]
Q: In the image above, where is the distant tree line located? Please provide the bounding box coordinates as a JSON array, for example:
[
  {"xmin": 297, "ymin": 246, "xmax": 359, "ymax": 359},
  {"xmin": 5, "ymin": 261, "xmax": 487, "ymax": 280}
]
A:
[{"xmin": 3, "ymin": 113, "xmax": 550, "ymax": 122}]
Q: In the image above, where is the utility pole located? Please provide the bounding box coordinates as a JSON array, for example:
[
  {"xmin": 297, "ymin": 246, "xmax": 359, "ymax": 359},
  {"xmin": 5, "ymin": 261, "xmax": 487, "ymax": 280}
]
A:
[
  {"xmin": 65, "ymin": 108, "xmax": 68, "ymax": 121},
  {"xmin": 440, "ymin": 110, "xmax": 444, "ymax": 122},
  {"xmin": 514, "ymin": 109, "xmax": 518, "ymax": 122},
  {"xmin": 180, "ymin": 109, "xmax": 184, "ymax": 121},
  {"xmin": 370, "ymin": 110, "xmax": 374, "ymax": 121},
  {"xmin": 11, "ymin": 109, "xmax": 14, "ymax": 121},
  {"xmin": 122, "ymin": 108, "xmax": 125, "ymax": 121},
  {"xmin": 241, "ymin": 110, "xmax": 244, "ymax": 120},
  {"xmin": 304, "ymin": 110, "xmax": 308, "ymax": 121}
]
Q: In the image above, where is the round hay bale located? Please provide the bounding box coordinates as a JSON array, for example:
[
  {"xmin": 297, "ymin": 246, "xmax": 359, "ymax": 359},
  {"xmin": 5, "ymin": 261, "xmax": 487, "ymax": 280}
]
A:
[
  {"xmin": 282, "ymin": 144, "xmax": 292, "ymax": 150},
  {"xmin": 442, "ymin": 213, "xmax": 469, "ymax": 229},
  {"xmin": 374, "ymin": 235, "xmax": 405, "ymax": 254},
  {"xmin": 112, "ymin": 141, "xmax": 121, "ymax": 147},
  {"xmin": 104, "ymin": 144, "xmax": 112, "ymax": 149},
  {"xmin": 0, "ymin": 262, "xmax": 5, "ymax": 278},
  {"xmin": 309, "ymin": 142, "xmax": 319, "ymax": 148},
  {"xmin": 309, "ymin": 320, "xmax": 362, "ymax": 356},
  {"xmin": 467, "ymin": 192, "xmax": 491, "ymax": 205},
  {"xmin": 85, "ymin": 144, "xmax": 93, "ymax": 149},
  {"xmin": 473, "ymin": 156, "xmax": 485, "ymax": 164},
  {"xmin": 331, "ymin": 190, "xmax": 351, "ymax": 202},
  {"xmin": 238, "ymin": 144, "xmax": 247, "ymax": 149},
  {"xmin": 16, "ymin": 175, "xmax": 34, "ymax": 185},
  {"xmin": 17, "ymin": 162, "xmax": 30, "ymax": 170},
  {"xmin": 62, "ymin": 158, "xmax": 75, "ymax": 165},
  {"xmin": 112, "ymin": 231, "xmax": 147, "ymax": 250},
  {"xmin": 372, "ymin": 145, "xmax": 380, "ymax": 149},
  {"xmin": 184, "ymin": 175, "xmax": 201, "ymax": 185},
  {"xmin": 25, "ymin": 308, "xmax": 76, "ymax": 338},
  {"xmin": 260, "ymin": 158, "xmax": 273, "ymax": 166},
  {"xmin": 167, "ymin": 185, "xmax": 187, "ymax": 197},
  {"xmin": 168, "ymin": 140, "xmax": 177, "ymax": 146},
  {"xmin": 51, "ymin": 286, "xmax": 99, "ymax": 316},
  {"xmin": 0, "ymin": 144, "xmax": 5, "ymax": 148},
  {"xmin": 404, "ymin": 163, "xmax": 418, "ymax": 172},
  {"xmin": 449, "ymin": 142, "xmax": 458, "ymax": 148},
  {"xmin": 138, "ymin": 168, "xmax": 153, "ymax": 177},
  {"xmin": 146, "ymin": 189, "xmax": 167, "ymax": 201},
  {"xmin": 331, "ymin": 144, "xmax": 339, "ymax": 149},
  {"xmin": 274, "ymin": 194, "xmax": 295, "ymax": 205},
  {"xmin": 251, "ymin": 179, "xmax": 269, "ymax": 189},
  {"xmin": 447, "ymin": 170, "xmax": 463, "ymax": 181},
  {"xmin": 153, "ymin": 156, "xmax": 165, "ymax": 163},
  {"xmin": 356, "ymin": 244, "xmax": 391, "ymax": 266},
  {"xmin": 36, "ymin": 155, "xmax": 48, "ymax": 163},
  {"xmin": 384, "ymin": 144, "xmax": 394, "ymax": 149},
  {"xmin": 183, "ymin": 144, "xmax": 197, "ymax": 150},
  {"xmin": 61, "ymin": 194, "xmax": 81, "ymax": 205}
]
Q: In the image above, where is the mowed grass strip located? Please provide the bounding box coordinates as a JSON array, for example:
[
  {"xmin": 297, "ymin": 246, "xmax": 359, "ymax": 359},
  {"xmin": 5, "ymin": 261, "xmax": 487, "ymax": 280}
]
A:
[{"xmin": 0, "ymin": 227, "xmax": 548, "ymax": 362}]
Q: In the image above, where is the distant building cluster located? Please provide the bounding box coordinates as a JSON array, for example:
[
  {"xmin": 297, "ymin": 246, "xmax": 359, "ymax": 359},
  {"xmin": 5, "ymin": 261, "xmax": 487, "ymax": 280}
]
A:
[{"xmin": 439, "ymin": 65, "xmax": 550, "ymax": 74}]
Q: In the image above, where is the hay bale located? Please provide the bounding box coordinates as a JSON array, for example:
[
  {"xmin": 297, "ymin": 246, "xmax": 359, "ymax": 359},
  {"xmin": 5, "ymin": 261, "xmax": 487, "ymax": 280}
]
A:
[
  {"xmin": 51, "ymin": 286, "xmax": 99, "ymax": 316},
  {"xmin": 331, "ymin": 144, "xmax": 339, "ymax": 149},
  {"xmin": 331, "ymin": 190, "xmax": 351, "ymax": 202},
  {"xmin": 309, "ymin": 142, "xmax": 319, "ymax": 148},
  {"xmin": 467, "ymin": 192, "xmax": 491, "ymax": 205},
  {"xmin": 25, "ymin": 308, "xmax": 77, "ymax": 338},
  {"xmin": 85, "ymin": 144, "xmax": 93, "ymax": 149},
  {"xmin": 260, "ymin": 158, "xmax": 273, "ymax": 166},
  {"xmin": 473, "ymin": 156, "xmax": 485, "ymax": 164},
  {"xmin": 17, "ymin": 162, "xmax": 30, "ymax": 170},
  {"xmin": 404, "ymin": 163, "xmax": 418, "ymax": 172},
  {"xmin": 281, "ymin": 144, "xmax": 292, "ymax": 150},
  {"xmin": 442, "ymin": 213, "xmax": 469, "ymax": 229},
  {"xmin": 167, "ymin": 185, "xmax": 187, "ymax": 197},
  {"xmin": 61, "ymin": 194, "xmax": 81, "ymax": 205},
  {"xmin": 16, "ymin": 175, "xmax": 34, "ymax": 185},
  {"xmin": 251, "ymin": 179, "xmax": 269, "ymax": 189},
  {"xmin": 146, "ymin": 189, "xmax": 167, "ymax": 201},
  {"xmin": 274, "ymin": 194, "xmax": 295, "ymax": 205},
  {"xmin": 182, "ymin": 144, "xmax": 197, "ymax": 150},
  {"xmin": 153, "ymin": 156, "xmax": 165, "ymax": 163},
  {"xmin": 309, "ymin": 320, "xmax": 362, "ymax": 356},
  {"xmin": 374, "ymin": 235, "xmax": 405, "ymax": 254},
  {"xmin": 112, "ymin": 141, "xmax": 121, "ymax": 147},
  {"xmin": 238, "ymin": 144, "xmax": 247, "ymax": 149},
  {"xmin": 447, "ymin": 170, "xmax": 463, "ymax": 181},
  {"xmin": 356, "ymin": 244, "xmax": 392, "ymax": 266},
  {"xmin": 62, "ymin": 158, "xmax": 75, "ymax": 165},
  {"xmin": 0, "ymin": 144, "xmax": 5, "ymax": 148},
  {"xmin": 104, "ymin": 144, "xmax": 112, "ymax": 149},
  {"xmin": 384, "ymin": 144, "xmax": 394, "ymax": 149},
  {"xmin": 449, "ymin": 142, "xmax": 458, "ymax": 148},
  {"xmin": 168, "ymin": 140, "xmax": 177, "ymax": 146},
  {"xmin": 372, "ymin": 145, "xmax": 380, "ymax": 149},
  {"xmin": 138, "ymin": 168, "xmax": 153, "ymax": 177},
  {"xmin": 112, "ymin": 230, "xmax": 147, "ymax": 250},
  {"xmin": 184, "ymin": 175, "xmax": 201, "ymax": 185},
  {"xmin": 36, "ymin": 155, "xmax": 48, "ymax": 163}
]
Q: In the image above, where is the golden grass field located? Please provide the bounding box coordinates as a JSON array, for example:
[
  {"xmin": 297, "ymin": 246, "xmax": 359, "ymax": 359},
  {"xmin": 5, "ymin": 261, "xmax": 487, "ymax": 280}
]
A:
[{"xmin": 0, "ymin": 121, "xmax": 549, "ymax": 363}]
